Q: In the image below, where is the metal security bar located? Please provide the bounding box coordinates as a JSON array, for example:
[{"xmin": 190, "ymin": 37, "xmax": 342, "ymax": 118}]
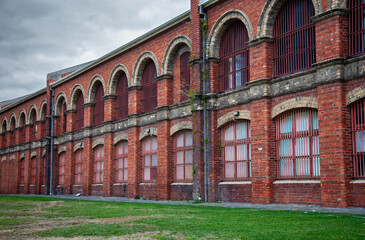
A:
[
  {"xmin": 180, "ymin": 52, "xmax": 191, "ymax": 101},
  {"xmin": 273, "ymin": 0, "xmax": 316, "ymax": 78},
  {"xmin": 75, "ymin": 94, "xmax": 84, "ymax": 131},
  {"xmin": 115, "ymin": 73, "xmax": 128, "ymax": 120},
  {"xmin": 141, "ymin": 61, "xmax": 157, "ymax": 113},
  {"xmin": 219, "ymin": 21, "xmax": 250, "ymax": 92},
  {"xmin": 348, "ymin": 0, "xmax": 365, "ymax": 57},
  {"xmin": 351, "ymin": 98, "xmax": 365, "ymax": 178},
  {"xmin": 93, "ymin": 85, "xmax": 104, "ymax": 126},
  {"xmin": 276, "ymin": 109, "xmax": 320, "ymax": 178},
  {"xmin": 221, "ymin": 121, "xmax": 251, "ymax": 180}
]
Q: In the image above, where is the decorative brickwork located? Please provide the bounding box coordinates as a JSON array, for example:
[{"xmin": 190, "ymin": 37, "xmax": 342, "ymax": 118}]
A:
[
  {"xmin": 170, "ymin": 121, "xmax": 193, "ymax": 136},
  {"xmin": 346, "ymin": 84, "xmax": 365, "ymax": 106},
  {"xmin": 217, "ymin": 110, "xmax": 250, "ymax": 128},
  {"xmin": 131, "ymin": 51, "xmax": 160, "ymax": 87},
  {"xmin": 107, "ymin": 64, "xmax": 130, "ymax": 95},
  {"xmin": 271, "ymin": 97, "xmax": 318, "ymax": 119},
  {"xmin": 139, "ymin": 128, "xmax": 157, "ymax": 141}
]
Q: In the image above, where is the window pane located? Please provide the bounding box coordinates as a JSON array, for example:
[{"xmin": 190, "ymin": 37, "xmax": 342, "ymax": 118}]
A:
[
  {"xmin": 280, "ymin": 115, "xmax": 292, "ymax": 134},
  {"xmin": 236, "ymin": 122, "xmax": 247, "ymax": 140},
  {"xmin": 237, "ymin": 161, "xmax": 248, "ymax": 178},
  {"xmin": 185, "ymin": 165, "xmax": 193, "ymax": 180},
  {"xmin": 177, "ymin": 151, "xmax": 184, "ymax": 164},
  {"xmin": 185, "ymin": 132, "xmax": 193, "ymax": 146},
  {"xmin": 225, "ymin": 146, "xmax": 235, "ymax": 162},
  {"xmin": 236, "ymin": 144, "xmax": 247, "ymax": 161},
  {"xmin": 144, "ymin": 139, "xmax": 151, "ymax": 151},
  {"xmin": 296, "ymin": 111, "xmax": 309, "ymax": 132},
  {"xmin": 185, "ymin": 150, "xmax": 193, "ymax": 164},
  {"xmin": 152, "ymin": 154, "xmax": 157, "ymax": 166},
  {"xmin": 176, "ymin": 166, "xmax": 184, "ymax": 180},
  {"xmin": 295, "ymin": 137, "xmax": 310, "ymax": 157},
  {"xmin": 356, "ymin": 130, "xmax": 365, "ymax": 152},
  {"xmin": 225, "ymin": 125, "xmax": 234, "ymax": 141},
  {"xmin": 280, "ymin": 158, "xmax": 293, "ymax": 177},
  {"xmin": 177, "ymin": 134, "xmax": 184, "ymax": 148},
  {"xmin": 144, "ymin": 167, "xmax": 150, "ymax": 181},
  {"xmin": 124, "ymin": 142, "xmax": 128, "ymax": 154},
  {"xmin": 145, "ymin": 155, "xmax": 150, "ymax": 167},
  {"xmin": 124, "ymin": 169, "xmax": 128, "ymax": 181},
  {"xmin": 225, "ymin": 162, "xmax": 235, "ymax": 178},
  {"xmin": 279, "ymin": 139, "xmax": 293, "ymax": 157}
]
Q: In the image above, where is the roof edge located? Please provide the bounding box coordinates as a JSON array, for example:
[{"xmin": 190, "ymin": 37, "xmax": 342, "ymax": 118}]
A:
[{"xmin": 0, "ymin": 88, "xmax": 47, "ymax": 114}]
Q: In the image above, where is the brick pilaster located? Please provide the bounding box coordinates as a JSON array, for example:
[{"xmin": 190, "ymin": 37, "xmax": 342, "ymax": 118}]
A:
[
  {"xmin": 157, "ymin": 120, "xmax": 171, "ymax": 200},
  {"xmin": 248, "ymin": 40, "xmax": 274, "ymax": 82},
  {"xmin": 127, "ymin": 126, "xmax": 140, "ymax": 198},
  {"xmin": 103, "ymin": 132, "xmax": 114, "ymax": 196}
]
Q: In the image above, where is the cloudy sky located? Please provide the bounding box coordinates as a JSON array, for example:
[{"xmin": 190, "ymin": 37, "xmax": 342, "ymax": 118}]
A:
[{"xmin": 0, "ymin": 0, "xmax": 190, "ymax": 102}]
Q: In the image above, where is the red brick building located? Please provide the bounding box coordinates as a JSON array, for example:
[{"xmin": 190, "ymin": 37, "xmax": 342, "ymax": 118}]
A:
[{"xmin": 0, "ymin": 0, "xmax": 364, "ymax": 208}]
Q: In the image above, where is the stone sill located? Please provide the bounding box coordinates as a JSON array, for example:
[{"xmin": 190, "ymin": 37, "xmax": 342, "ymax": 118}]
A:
[
  {"xmin": 274, "ymin": 180, "xmax": 320, "ymax": 184},
  {"xmin": 73, "ymin": 184, "xmax": 82, "ymax": 187},
  {"xmin": 91, "ymin": 184, "xmax": 103, "ymax": 186},
  {"xmin": 139, "ymin": 182, "xmax": 157, "ymax": 186},
  {"xmin": 219, "ymin": 181, "xmax": 252, "ymax": 185},
  {"xmin": 29, "ymin": 184, "xmax": 35, "ymax": 187},
  {"xmin": 350, "ymin": 179, "xmax": 365, "ymax": 184},
  {"xmin": 19, "ymin": 184, "xmax": 24, "ymax": 186},
  {"xmin": 57, "ymin": 185, "xmax": 66, "ymax": 187},
  {"xmin": 113, "ymin": 183, "xmax": 128, "ymax": 186},
  {"xmin": 171, "ymin": 182, "xmax": 193, "ymax": 186}
]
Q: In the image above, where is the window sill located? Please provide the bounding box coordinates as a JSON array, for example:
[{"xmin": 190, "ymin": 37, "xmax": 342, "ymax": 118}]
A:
[
  {"xmin": 171, "ymin": 182, "xmax": 193, "ymax": 186},
  {"xmin": 139, "ymin": 182, "xmax": 157, "ymax": 185},
  {"xmin": 350, "ymin": 179, "xmax": 365, "ymax": 184},
  {"xmin": 29, "ymin": 184, "xmax": 35, "ymax": 186},
  {"xmin": 91, "ymin": 184, "xmax": 103, "ymax": 186},
  {"xmin": 274, "ymin": 179, "xmax": 320, "ymax": 184},
  {"xmin": 19, "ymin": 184, "xmax": 24, "ymax": 186},
  {"xmin": 113, "ymin": 183, "xmax": 128, "ymax": 186},
  {"xmin": 219, "ymin": 181, "xmax": 252, "ymax": 185},
  {"xmin": 73, "ymin": 184, "xmax": 82, "ymax": 187},
  {"xmin": 57, "ymin": 184, "xmax": 66, "ymax": 187}
]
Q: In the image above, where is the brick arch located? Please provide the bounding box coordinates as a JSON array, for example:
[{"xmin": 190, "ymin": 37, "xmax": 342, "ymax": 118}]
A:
[
  {"xmin": 8, "ymin": 113, "xmax": 16, "ymax": 131},
  {"xmin": 86, "ymin": 75, "xmax": 106, "ymax": 103},
  {"xmin": 257, "ymin": 0, "xmax": 323, "ymax": 38},
  {"xmin": 327, "ymin": 0, "xmax": 346, "ymax": 10},
  {"xmin": 346, "ymin": 85, "xmax": 365, "ymax": 106},
  {"xmin": 38, "ymin": 100, "xmax": 47, "ymax": 121},
  {"xmin": 139, "ymin": 128, "xmax": 157, "ymax": 141},
  {"xmin": 170, "ymin": 121, "xmax": 193, "ymax": 136},
  {"xmin": 113, "ymin": 133, "xmax": 128, "ymax": 145},
  {"xmin": 54, "ymin": 92, "xmax": 68, "ymax": 116},
  {"xmin": 1, "ymin": 117, "xmax": 7, "ymax": 134},
  {"xmin": 58, "ymin": 146, "xmax": 67, "ymax": 155},
  {"xmin": 92, "ymin": 138, "xmax": 104, "ymax": 149},
  {"xmin": 73, "ymin": 142, "xmax": 84, "ymax": 152},
  {"xmin": 271, "ymin": 97, "xmax": 318, "ymax": 119},
  {"xmin": 161, "ymin": 35, "xmax": 192, "ymax": 75},
  {"xmin": 17, "ymin": 109, "xmax": 27, "ymax": 128},
  {"xmin": 107, "ymin": 64, "xmax": 130, "ymax": 95},
  {"xmin": 207, "ymin": 9, "xmax": 254, "ymax": 59},
  {"xmin": 131, "ymin": 51, "xmax": 160, "ymax": 87},
  {"xmin": 27, "ymin": 104, "xmax": 38, "ymax": 124},
  {"xmin": 30, "ymin": 151, "xmax": 37, "ymax": 159},
  {"xmin": 217, "ymin": 110, "xmax": 251, "ymax": 129},
  {"xmin": 69, "ymin": 84, "xmax": 86, "ymax": 110}
]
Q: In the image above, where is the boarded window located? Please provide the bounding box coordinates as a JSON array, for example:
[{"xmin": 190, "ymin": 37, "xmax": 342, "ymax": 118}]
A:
[
  {"xmin": 221, "ymin": 121, "xmax": 251, "ymax": 180},
  {"xmin": 351, "ymin": 98, "xmax": 365, "ymax": 177},
  {"xmin": 75, "ymin": 149, "xmax": 83, "ymax": 184},
  {"xmin": 115, "ymin": 141, "xmax": 128, "ymax": 182},
  {"xmin": 142, "ymin": 136, "xmax": 157, "ymax": 182},
  {"xmin": 75, "ymin": 93, "xmax": 84, "ymax": 131},
  {"xmin": 219, "ymin": 21, "xmax": 250, "ymax": 92},
  {"xmin": 276, "ymin": 109, "xmax": 320, "ymax": 178},
  {"xmin": 115, "ymin": 73, "xmax": 129, "ymax": 120},
  {"xmin": 93, "ymin": 145, "xmax": 104, "ymax": 184},
  {"xmin": 59, "ymin": 152, "xmax": 66, "ymax": 185},
  {"xmin": 180, "ymin": 52, "xmax": 191, "ymax": 101},
  {"xmin": 273, "ymin": 0, "xmax": 316, "ymax": 77},
  {"xmin": 141, "ymin": 61, "xmax": 157, "ymax": 113},
  {"xmin": 93, "ymin": 84, "xmax": 104, "ymax": 126},
  {"xmin": 348, "ymin": 0, "xmax": 365, "ymax": 57},
  {"xmin": 174, "ymin": 131, "xmax": 193, "ymax": 181}
]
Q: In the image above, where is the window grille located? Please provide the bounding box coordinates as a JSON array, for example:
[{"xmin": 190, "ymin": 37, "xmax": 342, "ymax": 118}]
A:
[
  {"xmin": 2, "ymin": 122, "xmax": 7, "ymax": 147},
  {"xmin": 93, "ymin": 85, "xmax": 104, "ymax": 126},
  {"xmin": 115, "ymin": 141, "xmax": 128, "ymax": 182},
  {"xmin": 273, "ymin": 0, "xmax": 316, "ymax": 78},
  {"xmin": 10, "ymin": 120, "xmax": 16, "ymax": 146},
  {"xmin": 20, "ymin": 159, "xmax": 25, "ymax": 184},
  {"xmin": 142, "ymin": 136, "xmax": 157, "ymax": 182},
  {"xmin": 174, "ymin": 131, "xmax": 193, "ymax": 181},
  {"xmin": 219, "ymin": 21, "xmax": 250, "ymax": 92},
  {"xmin": 58, "ymin": 153, "xmax": 66, "ymax": 185},
  {"xmin": 20, "ymin": 116, "xmax": 26, "ymax": 144},
  {"xmin": 351, "ymin": 98, "xmax": 365, "ymax": 177},
  {"xmin": 31, "ymin": 113, "xmax": 37, "ymax": 141},
  {"xmin": 115, "ymin": 73, "xmax": 129, "ymax": 120},
  {"xmin": 75, "ymin": 94, "xmax": 84, "ymax": 131},
  {"xmin": 221, "ymin": 121, "xmax": 251, "ymax": 180},
  {"xmin": 180, "ymin": 52, "xmax": 191, "ymax": 101},
  {"xmin": 141, "ymin": 61, "xmax": 157, "ymax": 113},
  {"xmin": 60, "ymin": 102, "xmax": 67, "ymax": 134},
  {"xmin": 75, "ymin": 150, "xmax": 83, "ymax": 184},
  {"xmin": 93, "ymin": 145, "xmax": 104, "ymax": 184},
  {"xmin": 348, "ymin": 0, "xmax": 365, "ymax": 57},
  {"xmin": 30, "ymin": 157, "xmax": 36, "ymax": 185},
  {"xmin": 276, "ymin": 108, "xmax": 320, "ymax": 178}
]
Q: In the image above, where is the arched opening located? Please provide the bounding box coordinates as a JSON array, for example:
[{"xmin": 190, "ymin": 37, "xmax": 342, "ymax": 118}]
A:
[
  {"xmin": 348, "ymin": 0, "xmax": 365, "ymax": 57},
  {"xmin": 2, "ymin": 121, "xmax": 7, "ymax": 147},
  {"xmin": 141, "ymin": 60, "xmax": 157, "ymax": 113},
  {"xmin": 19, "ymin": 113, "xmax": 26, "ymax": 144},
  {"xmin": 75, "ymin": 93, "xmax": 84, "ymax": 131},
  {"xmin": 10, "ymin": 117, "xmax": 16, "ymax": 146},
  {"xmin": 29, "ymin": 110, "xmax": 37, "ymax": 141},
  {"xmin": 115, "ymin": 72, "xmax": 129, "ymax": 120},
  {"xmin": 350, "ymin": 98, "xmax": 365, "ymax": 177},
  {"xmin": 93, "ymin": 84, "xmax": 104, "ymax": 126},
  {"xmin": 180, "ymin": 52, "xmax": 191, "ymax": 102}
]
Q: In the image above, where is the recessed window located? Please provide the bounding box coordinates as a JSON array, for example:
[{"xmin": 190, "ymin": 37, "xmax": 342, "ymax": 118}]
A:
[
  {"xmin": 180, "ymin": 52, "xmax": 191, "ymax": 101},
  {"xmin": 115, "ymin": 73, "xmax": 129, "ymax": 120},
  {"xmin": 75, "ymin": 149, "xmax": 83, "ymax": 184},
  {"xmin": 93, "ymin": 84, "xmax": 104, "ymax": 126},
  {"xmin": 351, "ymin": 98, "xmax": 365, "ymax": 177},
  {"xmin": 141, "ymin": 61, "xmax": 157, "ymax": 113},
  {"xmin": 59, "ymin": 152, "xmax": 66, "ymax": 185},
  {"xmin": 142, "ymin": 136, "xmax": 157, "ymax": 182},
  {"xmin": 174, "ymin": 131, "xmax": 193, "ymax": 181},
  {"xmin": 115, "ymin": 141, "xmax": 128, "ymax": 182},
  {"xmin": 30, "ymin": 157, "xmax": 36, "ymax": 185},
  {"xmin": 348, "ymin": 0, "xmax": 365, "ymax": 57},
  {"xmin": 93, "ymin": 145, "xmax": 104, "ymax": 184},
  {"xmin": 75, "ymin": 93, "xmax": 84, "ymax": 131}
]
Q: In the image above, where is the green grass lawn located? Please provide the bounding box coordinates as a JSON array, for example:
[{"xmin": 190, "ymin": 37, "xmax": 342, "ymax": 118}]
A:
[{"xmin": 0, "ymin": 196, "xmax": 364, "ymax": 239}]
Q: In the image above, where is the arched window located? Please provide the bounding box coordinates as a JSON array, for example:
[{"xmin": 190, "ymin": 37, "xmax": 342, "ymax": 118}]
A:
[
  {"xmin": 20, "ymin": 158, "xmax": 25, "ymax": 185},
  {"xmin": 174, "ymin": 131, "xmax": 193, "ymax": 181},
  {"xmin": 93, "ymin": 145, "xmax": 104, "ymax": 184},
  {"xmin": 30, "ymin": 157, "xmax": 36, "ymax": 185},
  {"xmin": 142, "ymin": 136, "xmax": 157, "ymax": 182},
  {"xmin": 93, "ymin": 84, "xmax": 104, "ymax": 126},
  {"xmin": 219, "ymin": 21, "xmax": 250, "ymax": 92},
  {"xmin": 115, "ymin": 141, "xmax": 128, "ymax": 183},
  {"xmin": 30, "ymin": 111, "xmax": 37, "ymax": 141},
  {"xmin": 2, "ymin": 121, "xmax": 7, "ymax": 147},
  {"xmin": 221, "ymin": 121, "xmax": 251, "ymax": 180},
  {"xmin": 180, "ymin": 52, "xmax": 191, "ymax": 101},
  {"xmin": 75, "ymin": 93, "xmax": 84, "ymax": 131},
  {"xmin": 10, "ymin": 119, "xmax": 16, "ymax": 146},
  {"xmin": 58, "ymin": 152, "xmax": 66, "ymax": 185},
  {"xmin": 349, "ymin": 0, "xmax": 365, "ymax": 57},
  {"xmin": 115, "ymin": 73, "xmax": 129, "ymax": 120},
  {"xmin": 276, "ymin": 108, "xmax": 320, "ymax": 178},
  {"xmin": 75, "ymin": 149, "xmax": 83, "ymax": 184},
  {"xmin": 351, "ymin": 98, "xmax": 365, "ymax": 177},
  {"xmin": 20, "ymin": 114, "xmax": 26, "ymax": 144},
  {"xmin": 59, "ymin": 101, "xmax": 67, "ymax": 134},
  {"xmin": 141, "ymin": 60, "xmax": 157, "ymax": 113},
  {"xmin": 273, "ymin": 0, "xmax": 316, "ymax": 77},
  {"xmin": 40, "ymin": 104, "xmax": 47, "ymax": 138}
]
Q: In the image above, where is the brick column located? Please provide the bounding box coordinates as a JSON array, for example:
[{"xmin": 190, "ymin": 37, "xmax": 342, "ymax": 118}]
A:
[
  {"xmin": 157, "ymin": 120, "xmax": 171, "ymax": 200},
  {"xmin": 103, "ymin": 132, "xmax": 114, "ymax": 196},
  {"xmin": 35, "ymin": 148, "xmax": 42, "ymax": 194},
  {"xmin": 66, "ymin": 110, "xmax": 76, "ymax": 132},
  {"xmin": 128, "ymin": 125, "xmax": 140, "ymax": 198},
  {"xmin": 251, "ymin": 98, "xmax": 275, "ymax": 204},
  {"xmin": 318, "ymin": 82, "xmax": 351, "ymax": 207},
  {"xmin": 104, "ymin": 96, "xmax": 116, "ymax": 122},
  {"xmin": 247, "ymin": 39, "xmax": 274, "ymax": 82},
  {"xmin": 83, "ymin": 137, "xmax": 92, "ymax": 196},
  {"xmin": 64, "ymin": 142, "xmax": 73, "ymax": 194}
]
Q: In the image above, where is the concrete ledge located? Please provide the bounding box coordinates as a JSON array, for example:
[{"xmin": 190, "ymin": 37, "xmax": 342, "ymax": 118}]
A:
[
  {"xmin": 350, "ymin": 179, "xmax": 365, "ymax": 184},
  {"xmin": 91, "ymin": 184, "xmax": 103, "ymax": 186},
  {"xmin": 171, "ymin": 182, "xmax": 193, "ymax": 186},
  {"xmin": 273, "ymin": 180, "xmax": 320, "ymax": 184},
  {"xmin": 219, "ymin": 181, "xmax": 252, "ymax": 185},
  {"xmin": 73, "ymin": 184, "xmax": 82, "ymax": 187},
  {"xmin": 113, "ymin": 183, "xmax": 128, "ymax": 186},
  {"xmin": 139, "ymin": 182, "xmax": 157, "ymax": 185}
]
